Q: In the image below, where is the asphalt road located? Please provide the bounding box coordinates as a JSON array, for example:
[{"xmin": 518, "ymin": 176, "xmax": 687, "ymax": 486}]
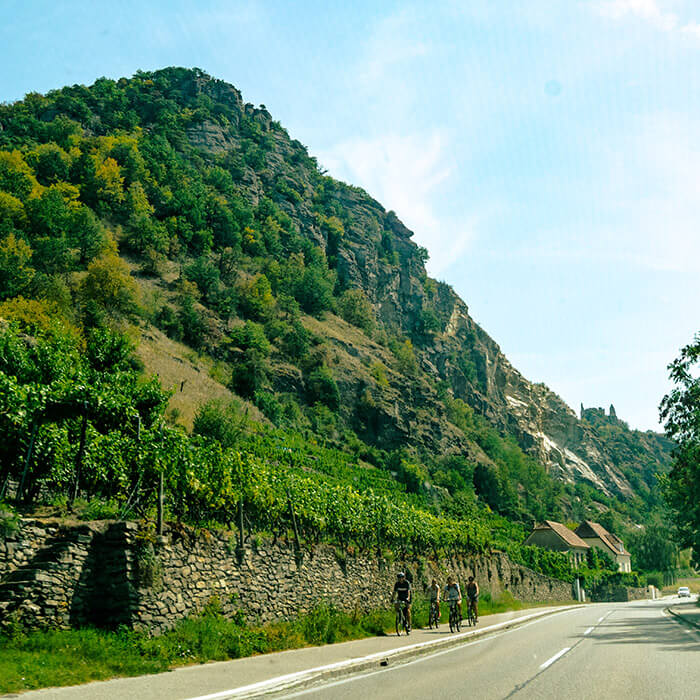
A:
[{"xmin": 281, "ymin": 599, "xmax": 700, "ymax": 700}]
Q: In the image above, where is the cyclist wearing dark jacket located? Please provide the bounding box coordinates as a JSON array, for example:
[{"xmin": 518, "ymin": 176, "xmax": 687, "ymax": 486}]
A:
[
  {"xmin": 466, "ymin": 576, "xmax": 479, "ymax": 621},
  {"xmin": 391, "ymin": 572, "xmax": 412, "ymax": 631}
]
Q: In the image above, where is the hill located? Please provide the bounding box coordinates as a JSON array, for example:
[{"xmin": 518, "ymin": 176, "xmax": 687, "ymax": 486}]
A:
[{"xmin": 0, "ymin": 67, "xmax": 672, "ymax": 541}]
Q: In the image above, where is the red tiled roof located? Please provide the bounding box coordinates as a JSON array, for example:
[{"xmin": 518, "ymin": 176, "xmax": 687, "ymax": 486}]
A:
[
  {"xmin": 532, "ymin": 520, "xmax": 590, "ymax": 549},
  {"xmin": 575, "ymin": 520, "xmax": 631, "ymax": 557}
]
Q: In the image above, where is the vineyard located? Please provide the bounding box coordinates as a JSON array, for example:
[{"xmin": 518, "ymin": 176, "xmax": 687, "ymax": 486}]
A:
[{"xmin": 0, "ymin": 316, "xmax": 490, "ymax": 558}]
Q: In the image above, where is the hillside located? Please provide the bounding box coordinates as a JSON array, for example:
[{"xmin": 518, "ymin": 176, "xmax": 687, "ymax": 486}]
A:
[{"xmin": 0, "ymin": 67, "xmax": 672, "ymax": 534}]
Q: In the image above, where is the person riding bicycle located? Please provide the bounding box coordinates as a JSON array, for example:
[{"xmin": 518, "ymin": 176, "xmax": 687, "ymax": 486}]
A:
[
  {"xmin": 444, "ymin": 576, "xmax": 462, "ymax": 609},
  {"xmin": 466, "ymin": 576, "xmax": 479, "ymax": 622},
  {"xmin": 429, "ymin": 577, "xmax": 441, "ymax": 620},
  {"xmin": 391, "ymin": 572, "xmax": 412, "ymax": 632}
]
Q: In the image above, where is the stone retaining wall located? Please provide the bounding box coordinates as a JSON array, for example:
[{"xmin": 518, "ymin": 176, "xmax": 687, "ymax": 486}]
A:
[{"xmin": 1, "ymin": 519, "xmax": 573, "ymax": 632}]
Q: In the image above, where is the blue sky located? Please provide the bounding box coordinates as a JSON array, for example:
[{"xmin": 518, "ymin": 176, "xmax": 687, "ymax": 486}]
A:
[{"xmin": 2, "ymin": 0, "xmax": 698, "ymax": 430}]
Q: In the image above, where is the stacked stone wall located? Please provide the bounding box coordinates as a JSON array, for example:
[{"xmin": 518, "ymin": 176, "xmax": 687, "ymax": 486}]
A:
[{"xmin": 1, "ymin": 519, "xmax": 573, "ymax": 632}]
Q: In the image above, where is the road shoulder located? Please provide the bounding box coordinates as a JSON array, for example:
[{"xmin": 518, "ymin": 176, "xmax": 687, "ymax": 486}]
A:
[
  {"xmin": 9, "ymin": 605, "xmax": 584, "ymax": 700},
  {"xmin": 666, "ymin": 598, "xmax": 700, "ymax": 631}
]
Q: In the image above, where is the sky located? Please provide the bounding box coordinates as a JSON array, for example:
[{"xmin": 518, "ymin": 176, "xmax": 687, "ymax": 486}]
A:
[{"xmin": 1, "ymin": 0, "xmax": 698, "ymax": 431}]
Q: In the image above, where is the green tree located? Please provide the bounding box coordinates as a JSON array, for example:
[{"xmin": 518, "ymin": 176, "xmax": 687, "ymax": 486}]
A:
[
  {"xmin": 627, "ymin": 523, "xmax": 677, "ymax": 572},
  {"xmin": 306, "ymin": 365, "xmax": 340, "ymax": 411},
  {"xmin": 337, "ymin": 288, "xmax": 375, "ymax": 334},
  {"xmin": 236, "ymin": 273, "xmax": 275, "ymax": 321},
  {"xmin": 26, "ymin": 143, "xmax": 71, "ymax": 185},
  {"xmin": 390, "ymin": 338, "xmax": 418, "ymax": 376},
  {"xmin": 79, "ymin": 245, "xmax": 139, "ymax": 318},
  {"xmin": 660, "ymin": 333, "xmax": 700, "ymax": 565},
  {"xmin": 0, "ymin": 233, "xmax": 34, "ymax": 299}
]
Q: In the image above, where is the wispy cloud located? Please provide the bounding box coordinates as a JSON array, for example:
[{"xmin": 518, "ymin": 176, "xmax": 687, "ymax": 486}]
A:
[
  {"xmin": 357, "ymin": 9, "xmax": 430, "ymax": 86},
  {"xmin": 593, "ymin": 0, "xmax": 700, "ymax": 38},
  {"xmin": 318, "ymin": 130, "xmax": 477, "ymax": 275},
  {"xmin": 595, "ymin": 0, "xmax": 678, "ymax": 30}
]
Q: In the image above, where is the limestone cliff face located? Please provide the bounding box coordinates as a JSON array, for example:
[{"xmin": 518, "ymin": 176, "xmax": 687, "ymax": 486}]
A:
[
  {"xmin": 173, "ymin": 69, "xmax": 665, "ymax": 498},
  {"xmin": 332, "ymin": 216, "xmax": 635, "ymax": 496}
]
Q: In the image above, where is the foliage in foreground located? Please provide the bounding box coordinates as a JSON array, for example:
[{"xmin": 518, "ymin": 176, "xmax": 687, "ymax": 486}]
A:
[{"xmin": 0, "ymin": 320, "xmax": 488, "ymax": 557}]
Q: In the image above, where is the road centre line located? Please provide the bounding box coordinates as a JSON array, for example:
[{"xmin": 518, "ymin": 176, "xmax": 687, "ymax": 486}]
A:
[
  {"xmin": 539, "ymin": 647, "xmax": 571, "ymax": 670},
  {"xmin": 583, "ymin": 627, "xmax": 593, "ymax": 636},
  {"xmin": 186, "ymin": 607, "xmax": 586, "ymax": 700}
]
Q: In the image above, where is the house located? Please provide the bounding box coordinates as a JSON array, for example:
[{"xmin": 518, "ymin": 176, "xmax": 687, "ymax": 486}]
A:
[
  {"xmin": 574, "ymin": 520, "xmax": 632, "ymax": 573},
  {"xmin": 524, "ymin": 520, "xmax": 589, "ymax": 567}
]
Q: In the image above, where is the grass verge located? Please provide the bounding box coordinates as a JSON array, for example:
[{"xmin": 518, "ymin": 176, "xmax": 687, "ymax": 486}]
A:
[{"xmin": 0, "ymin": 593, "xmax": 570, "ymax": 694}]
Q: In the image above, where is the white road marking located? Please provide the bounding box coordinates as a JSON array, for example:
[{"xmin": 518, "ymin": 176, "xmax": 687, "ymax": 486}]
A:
[
  {"xmin": 188, "ymin": 607, "xmax": 586, "ymax": 700},
  {"xmin": 597, "ymin": 616, "xmax": 605, "ymax": 622},
  {"xmin": 539, "ymin": 647, "xmax": 571, "ymax": 670},
  {"xmin": 584, "ymin": 626, "xmax": 594, "ymax": 636}
]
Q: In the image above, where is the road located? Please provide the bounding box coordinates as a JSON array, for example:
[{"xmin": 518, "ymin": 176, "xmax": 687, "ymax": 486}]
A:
[{"xmin": 280, "ymin": 599, "xmax": 700, "ymax": 700}]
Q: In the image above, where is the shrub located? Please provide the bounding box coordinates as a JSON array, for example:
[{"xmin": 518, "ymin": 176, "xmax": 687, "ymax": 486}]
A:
[
  {"xmin": 177, "ymin": 295, "xmax": 208, "ymax": 349},
  {"xmin": 156, "ymin": 305, "xmax": 183, "ymax": 341},
  {"xmin": 337, "ymin": 288, "xmax": 375, "ymax": 334},
  {"xmin": 229, "ymin": 321, "xmax": 271, "ymax": 356},
  {"xmin": 230, "ymin": 348, "xmax": 267, "ymax": 398},
  {"xmin": 236, "ymin": 274, "xmax": 275, "ymax": 321},
  {"xmin": 306, "ymin": 366, "xmax": 340, "ymax": 411},
  {"xmin": 370, "ymin": 362, "xmax": 389, "ymax": 387},
  {"xmin": 280, "ymin": 320, "xmax": 310, "ymax": 360},
  {"xmin": 0, "ymin": 502, "xmax": 20, "ymax": 540},
  {"xmin": 254, "ymin": 390, "xmax": 282, "ymax": 423},
  {"xmin": 294, "ymin": 265, "xmax": 334, "ymax": 317},
  {"xmin": 389, "ymin": 338, "xmax": 418, "ymax": 376},
  {"xmin": 193, "ymin": 400, "xmax": 245, "ymax": 448},
  {"xmin": 0, "ymin": 233, "xmax": 35, "ymax": 300},
  {"xmin": 80, "ymin": 245, "xmax": 139, "ymax": 318}
]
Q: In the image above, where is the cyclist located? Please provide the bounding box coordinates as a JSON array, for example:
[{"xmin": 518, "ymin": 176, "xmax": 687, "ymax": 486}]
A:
[
  {"xmin": 391, "ymin": 572, "xmax": 412, "ymax": 633},
  {"xmin": 444, "ymin": 575, "xmax": 462, "ymax": 620},
  {"xmin": 466, "ymin": 575, "xmax": 479, "ymax": 622},
  {"xmin": 428, "ymin": 577, "xmax": 441, "ymax": 622}
]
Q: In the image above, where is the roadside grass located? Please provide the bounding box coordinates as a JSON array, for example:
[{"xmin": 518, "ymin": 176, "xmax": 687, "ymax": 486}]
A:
[
  {"xmin": 0, "ymin": 602, "xmax": 394, "ymax": 695},
  {"xmin": 0, "ymin": 593, "xmax": 572, "ymax": 694}
]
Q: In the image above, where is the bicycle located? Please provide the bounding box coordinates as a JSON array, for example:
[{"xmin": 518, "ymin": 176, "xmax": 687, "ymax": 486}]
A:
[
  {"xmin": 448, "ymin": 600, "xmax": 461, "ymax": 633},
  {"xmin": 466, "ymin": 598, "xmax": 477, "ymax": 626},
  {"xmin": 428, "ymin": 600, "xmax": 440, "ymax": 629},
  {"xmin": 395, "ymin": 600, "xmax": 410, "ymax": 636}
]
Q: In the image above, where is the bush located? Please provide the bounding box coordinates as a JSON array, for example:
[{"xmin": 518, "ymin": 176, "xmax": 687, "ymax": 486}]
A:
[
  {"xmin": 370, "ymin": 362, "xmax": 389, "ymax": 387},
  {"xmin": 306, "ymin": 366, "xmax": 340, "ymax": 411},
  {"xmin": 193, "ymin": 400, "xmax": 245, "ymax": 448},
  {"xmin": 0, "ymin": 502, "xmax": 20, "ymax": 540},
  {"xmin": 229, "ymin": 321, "xmax": 271, "ymax": 356},
  {"xmin": 280, "ymin": 320, "xmax": 310, "ymax": 360},
  {"xmin": 389, "ymin": 338, "xmax": 418, "ymax": 376},
  {"xmin": 337, "ymin": 289, "xmax": 375, "ymax": 334},
  {"xmin": 178, "ymin": 295, "xmax": 208, "ymax": 349},
  {"xmin": 254, "ymin": 390, "xmax": 282, "ymax": 423},
  {"xmin": 236, "ymin": 274, "xmax": 275, "ymax": 321},
  {"xmin": 155, "ymin": 305, "xmax": 183, "ymax": 340},
  {"xmin": 230, "ymin": 349, "xmax": 268, "ymax": 398}
]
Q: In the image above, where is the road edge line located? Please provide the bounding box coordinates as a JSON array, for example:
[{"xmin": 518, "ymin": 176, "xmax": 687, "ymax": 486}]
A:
[
  {"xmin": 665, "ymin": 605, "xmax": 700, "ymax": 632},
  {"xmin": 185, "ymin": 604, "xmax": 585, "ymax": 700}
]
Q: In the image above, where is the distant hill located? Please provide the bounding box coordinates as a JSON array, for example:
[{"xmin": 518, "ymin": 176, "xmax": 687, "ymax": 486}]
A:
[{"xmin": 0, "ymin": 67, "xmax": 672, "ymax": 528}]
